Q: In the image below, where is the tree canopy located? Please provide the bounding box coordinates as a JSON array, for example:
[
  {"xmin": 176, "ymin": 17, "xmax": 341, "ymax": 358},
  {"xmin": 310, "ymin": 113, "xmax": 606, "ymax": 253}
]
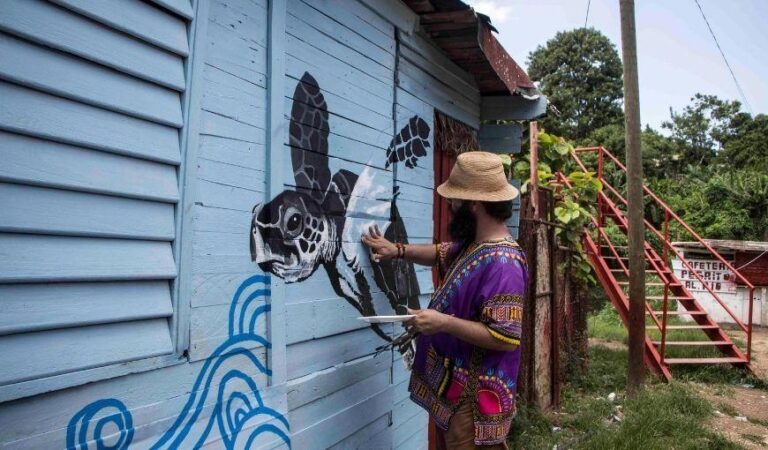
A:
[
  {"xmin": 527, "ymin": 28, "xmax": 624, "ymax": 140},
  {"xmin": 526, "ymin": 28, "xmax": 767, "ymax": 242}
]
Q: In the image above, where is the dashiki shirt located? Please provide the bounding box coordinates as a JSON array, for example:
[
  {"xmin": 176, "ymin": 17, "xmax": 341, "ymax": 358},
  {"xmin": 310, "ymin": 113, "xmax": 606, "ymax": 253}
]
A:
[{"xmin": 409, "ymin": 237, "xmax": 527, "ymax": 446}]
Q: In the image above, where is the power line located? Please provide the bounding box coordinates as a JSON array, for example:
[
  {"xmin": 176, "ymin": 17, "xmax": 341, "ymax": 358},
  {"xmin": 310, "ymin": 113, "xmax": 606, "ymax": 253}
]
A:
[
  {"xmin": 584, "ymin": 0, "xmax": 592, "ymax": 28},
  {"xmin": 693, "ymin": 0, "xmax": 753, "ymax": 114}
]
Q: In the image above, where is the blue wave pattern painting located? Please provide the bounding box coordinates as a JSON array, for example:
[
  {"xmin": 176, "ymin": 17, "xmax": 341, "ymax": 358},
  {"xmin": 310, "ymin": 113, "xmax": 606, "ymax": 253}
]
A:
[{"xmin": 66, "ymin": 275, "xmax": 291, "ymax": 449}]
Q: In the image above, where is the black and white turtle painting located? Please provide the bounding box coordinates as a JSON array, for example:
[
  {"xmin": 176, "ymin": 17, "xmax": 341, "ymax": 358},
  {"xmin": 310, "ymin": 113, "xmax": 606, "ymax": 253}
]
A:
[{"xmin": 250, "ymin": 72, "xmax": 430, "ymax": 341}]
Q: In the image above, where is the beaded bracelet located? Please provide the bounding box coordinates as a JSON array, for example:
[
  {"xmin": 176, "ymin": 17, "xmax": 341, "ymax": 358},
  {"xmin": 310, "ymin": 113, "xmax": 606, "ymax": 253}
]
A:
[{"xmin": 395, "ymin": 242, "xmax": 406, "ymax": 259}]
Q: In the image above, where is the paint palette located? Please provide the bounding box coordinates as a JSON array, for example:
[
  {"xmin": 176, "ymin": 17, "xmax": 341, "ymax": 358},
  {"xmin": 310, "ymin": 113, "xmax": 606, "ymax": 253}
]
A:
[{"xmin": 357, "ymin": 315, "xmax": 415, "ymax": 323}]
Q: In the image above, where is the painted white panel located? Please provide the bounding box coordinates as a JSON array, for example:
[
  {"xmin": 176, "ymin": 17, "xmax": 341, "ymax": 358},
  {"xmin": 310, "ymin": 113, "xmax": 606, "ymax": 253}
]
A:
[
  {"xmin": 0, "ymin": 281, "xmax": 173, "ymax": 335},
  {"xmin": 0, "ymin": 318, "xmax": 173, "ymax": 385},
  {"xmin": 0, "ymin": 183, "xmax": 176, "ymax": 240},
  {"xmin": 0, "ymin": 81, "xmax": 181, "ymax": 165},
  {"xmin": 0, "ymin": 32, "xmax": 183, "ymax": 127},
  {"xmin": 0, "ymin": 132, "xmax": 180, "ymax": 203},
  {"xmin": 51, "ymin": 0, "xmax": 189, "ymax": 56},
  {"xmin": 0, "ymin": 234, "xmax": 177, "ymax": 283},
  {"xmin": 0, "ymin": 0, "xmax": 185, "ymax": 90}
]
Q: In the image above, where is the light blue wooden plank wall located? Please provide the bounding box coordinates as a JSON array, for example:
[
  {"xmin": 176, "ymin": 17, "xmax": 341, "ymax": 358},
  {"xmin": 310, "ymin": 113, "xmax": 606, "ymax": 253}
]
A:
[
  {"xmin": 1, "ymin": 0, "xmax": 291, "ymax": 448},
  {"xmin": 187, "ymin": 0, "xmax": 270, "ymax": 362},
  {"xmin": 278, "ymin": 1, "xmax": 403, "ymax": 447},
  {"xmin": 0, "ymin": 0, "xmax": 190, "ymax": 404},
  {"xmin": 0, "ymin": 0, "xmax": 492, "ymax": 449}
]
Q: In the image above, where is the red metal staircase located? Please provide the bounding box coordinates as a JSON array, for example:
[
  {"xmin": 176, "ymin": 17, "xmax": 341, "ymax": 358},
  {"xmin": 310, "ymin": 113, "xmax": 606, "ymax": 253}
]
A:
[{"xmin": 560, "ymin": 147, "xmax": 756, "ymax": 381}]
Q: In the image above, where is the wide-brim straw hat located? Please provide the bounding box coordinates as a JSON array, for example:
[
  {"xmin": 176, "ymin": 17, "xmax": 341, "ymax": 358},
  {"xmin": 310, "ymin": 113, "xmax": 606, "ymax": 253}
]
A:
[{"xmin": 436, "ymin": 151, "xmax": 520, "ymax": 202}]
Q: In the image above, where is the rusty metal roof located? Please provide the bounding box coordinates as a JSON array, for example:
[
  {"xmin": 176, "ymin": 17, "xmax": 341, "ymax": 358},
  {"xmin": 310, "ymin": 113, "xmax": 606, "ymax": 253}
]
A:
[
  {"xmin": 673, "ymin": 240, "xmax": 768, "ymax": 253},
  {"xmin": 402, "ymin": 0, "xmax": 539, "ymax": 97}
]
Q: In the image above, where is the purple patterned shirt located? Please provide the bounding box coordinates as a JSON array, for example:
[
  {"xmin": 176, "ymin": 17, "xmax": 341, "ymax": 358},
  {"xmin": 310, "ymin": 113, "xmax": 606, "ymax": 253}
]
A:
[{"xmin": 409, "ymin": 238, "xmax": 527, "ymax": 445}]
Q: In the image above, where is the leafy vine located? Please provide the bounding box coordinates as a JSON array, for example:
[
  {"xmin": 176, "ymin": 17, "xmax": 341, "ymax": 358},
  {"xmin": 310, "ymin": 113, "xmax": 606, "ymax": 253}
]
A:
[{"xmin": 501, "ymin": 132, "xmax": 602, "ymax": 285}]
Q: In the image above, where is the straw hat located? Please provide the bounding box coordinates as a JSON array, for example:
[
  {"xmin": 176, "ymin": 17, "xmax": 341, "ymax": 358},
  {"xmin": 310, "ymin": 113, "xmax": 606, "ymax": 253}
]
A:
[{"xmin": 436, "ymin": 151, "xmax": 519, "ymax": 202}]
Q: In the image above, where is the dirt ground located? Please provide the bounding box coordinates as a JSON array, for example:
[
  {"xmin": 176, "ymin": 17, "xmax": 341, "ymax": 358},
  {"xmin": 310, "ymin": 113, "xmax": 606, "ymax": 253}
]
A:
[
  {"xmin": 699, "ymin": 326, "xmax": 768, "ymax": 449},
  {"xmin": 698, "ymin": 383, "xmax": 768, "ymax": 449},
  {"xmin": 747, "ymin": 326, "xmax": 768, "ymax": 379},
  {"xmin": 589, "ymin": 327, "xmax": 768, "ymax": 449}
]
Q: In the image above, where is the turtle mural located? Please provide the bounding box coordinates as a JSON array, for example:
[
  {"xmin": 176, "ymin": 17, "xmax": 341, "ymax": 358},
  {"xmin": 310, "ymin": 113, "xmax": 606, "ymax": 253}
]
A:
[{"xmin": 250, "ymin": 72, "xmax": 431, "ymax": 341}]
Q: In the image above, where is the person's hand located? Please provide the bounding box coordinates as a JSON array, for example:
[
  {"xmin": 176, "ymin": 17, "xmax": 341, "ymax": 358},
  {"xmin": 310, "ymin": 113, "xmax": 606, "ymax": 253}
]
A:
[
  {"xmin": 405, "ymin": 308, "xmax": 451, "ymax": 336},
  {"xmin": 361, "ymin": 225, "xmax": 397, "ymax": 263}
]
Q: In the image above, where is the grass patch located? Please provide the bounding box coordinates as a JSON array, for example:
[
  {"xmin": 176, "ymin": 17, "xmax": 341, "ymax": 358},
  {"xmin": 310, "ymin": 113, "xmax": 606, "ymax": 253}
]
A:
[
  {"xmin": 508, "ymin": 344, "xmax": 743, "ymax": 449},
  {"xmin": 674, "ymin": 364, "xmax": 768, "ymax": 389},
  {"xmin": 578, "ymin": 382, "xmax": 741, "ymax": 450},
  {"xmin": 741, "ymin": 434, "xmax": 764, "ymax": 445},
  {"xmin": 588, "ymin": 303, "xmax": 765, "ymax": 385},
  {"xmin": 717, "ymin": 402, "xmax": 739, "ymax": 416},
  {"xmin": 588, "ymin": 305, "xmax": 627, "ymax": 342},
  {"xmin": 511, "ymin": 303, "xmax": 763, "ymax": 448},
  {"xmin": 506, "ymin": 402, "xmax": 560, "ymax": 449}
]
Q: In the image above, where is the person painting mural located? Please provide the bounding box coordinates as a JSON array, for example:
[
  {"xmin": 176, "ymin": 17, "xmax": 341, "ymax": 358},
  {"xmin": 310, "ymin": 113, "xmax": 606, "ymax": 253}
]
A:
[{"xmin": 362, "ymin": 151, "xmax": 527, "ymax": 449}]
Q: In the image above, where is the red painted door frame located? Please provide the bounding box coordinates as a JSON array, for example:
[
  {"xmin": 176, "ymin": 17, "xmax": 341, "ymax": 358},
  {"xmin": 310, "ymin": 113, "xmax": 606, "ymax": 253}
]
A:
[{"xmin": 429, "ymin": 127, "xmax": 456, "ymax": 450}]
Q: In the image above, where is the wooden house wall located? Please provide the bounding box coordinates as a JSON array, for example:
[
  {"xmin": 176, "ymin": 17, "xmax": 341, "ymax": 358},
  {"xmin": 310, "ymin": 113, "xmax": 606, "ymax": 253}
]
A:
[
  {"xmin": 0, "ymin": 0, "xmax": 517, "ymax": 449},
  {"xmin": 0, "ymin": 1, "xmax": 291, "ymax": 449}
]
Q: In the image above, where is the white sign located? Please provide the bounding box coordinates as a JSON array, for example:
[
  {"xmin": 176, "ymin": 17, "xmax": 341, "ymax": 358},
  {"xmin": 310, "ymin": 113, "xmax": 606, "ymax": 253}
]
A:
[{"xmin": 672, "ymin": 258, "xmax": 737, "ymax": 293}]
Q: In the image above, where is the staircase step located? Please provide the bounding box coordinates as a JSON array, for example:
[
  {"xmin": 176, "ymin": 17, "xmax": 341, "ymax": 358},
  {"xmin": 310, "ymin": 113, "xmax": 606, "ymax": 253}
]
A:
[
  {"xmin": 646, "ymin": 325, "xmax": 719, "ymax": 330},
  {"xmin": 652, "ymin": 341, "xmax": 731, "ymax": 346},
  {"xmin": 647, "ymin": 310, "xmax": 707, "ymax": 316},
  {"xmin": 610, "ymin": 269, "xmax": 659, "ymax": 273},
  {"xmin": 663, "ymin": 357, "xmax": 746, "ymax": 365},
  {"xmin": 619, "ymin": 281, "xmax": 681, "ymax": 287}
]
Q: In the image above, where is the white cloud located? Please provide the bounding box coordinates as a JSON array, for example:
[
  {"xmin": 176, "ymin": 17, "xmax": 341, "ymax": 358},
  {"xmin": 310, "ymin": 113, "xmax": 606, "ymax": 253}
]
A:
[{"xmin": 465, "ymin": 0, "xmax": 514, "ymax": 24}]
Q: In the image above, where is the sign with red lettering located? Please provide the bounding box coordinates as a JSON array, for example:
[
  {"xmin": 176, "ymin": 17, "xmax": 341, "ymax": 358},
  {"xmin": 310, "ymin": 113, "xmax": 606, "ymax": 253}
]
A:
[{"xmin": 672, "ymin": 258, "xmax": 737, "ymax": 293}]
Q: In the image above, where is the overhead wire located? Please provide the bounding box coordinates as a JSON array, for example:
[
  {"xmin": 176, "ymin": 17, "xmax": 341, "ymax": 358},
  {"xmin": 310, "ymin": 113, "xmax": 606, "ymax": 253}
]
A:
[
  {"xmin": 693, "ymin": 0, "xmax": 754, "ymax": 114},
  {"xmin": 584, "ymin": 0, "xmax": 592, "ymax": 28}
]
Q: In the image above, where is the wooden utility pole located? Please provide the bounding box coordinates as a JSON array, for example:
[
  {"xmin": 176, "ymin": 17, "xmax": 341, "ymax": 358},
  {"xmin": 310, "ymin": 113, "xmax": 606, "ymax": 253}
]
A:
[
  {"xmin": 619, "ymin": 0, "xmax": 646, "ymax": 395},
  {"xmin": 529, "ymin": 122, "xmax": 539, "ymax": 220}
]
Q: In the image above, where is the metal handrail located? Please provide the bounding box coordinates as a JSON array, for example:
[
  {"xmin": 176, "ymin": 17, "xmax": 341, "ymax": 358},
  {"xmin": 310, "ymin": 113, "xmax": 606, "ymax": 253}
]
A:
[
  {"xmin": 554, "ymin": 173, "xmax": 664, "ymax": 332},
  {"xmin": 572, "ymin": 146, "xmax": 755, "ymax": 360},
  {"xmin": 579, "ymin": 147, "xmax": 754, "ymax": 289}
]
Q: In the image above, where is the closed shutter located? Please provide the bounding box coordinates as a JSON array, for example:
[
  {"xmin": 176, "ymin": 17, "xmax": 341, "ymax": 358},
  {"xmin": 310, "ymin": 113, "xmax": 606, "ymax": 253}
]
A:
[{"xmin": 0, "ymin": 0, "xmax": 192, "ymax": 397}]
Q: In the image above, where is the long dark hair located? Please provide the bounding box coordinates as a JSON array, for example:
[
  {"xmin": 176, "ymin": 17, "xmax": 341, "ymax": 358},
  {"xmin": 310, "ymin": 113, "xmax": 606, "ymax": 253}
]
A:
[{"xmin": 448, "ymin": 200, "xmax": 513, "ymax": 254}]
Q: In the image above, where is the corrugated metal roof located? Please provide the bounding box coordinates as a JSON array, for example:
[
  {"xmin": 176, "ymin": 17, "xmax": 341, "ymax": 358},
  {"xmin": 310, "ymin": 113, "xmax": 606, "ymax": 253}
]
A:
[
  {"xmin": 673, "ymin": 240, "xmax": 768, "ymax": 253},
  {"xmin": 402, "ymin": 0, "xmax": 540, "ymax": 98}
]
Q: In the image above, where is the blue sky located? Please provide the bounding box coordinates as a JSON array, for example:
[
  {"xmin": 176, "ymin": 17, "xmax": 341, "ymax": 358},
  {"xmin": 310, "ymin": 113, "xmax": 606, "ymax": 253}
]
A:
[{"xmin": 465, "ymin": 0, "xmax": 768, "ymax": 130}]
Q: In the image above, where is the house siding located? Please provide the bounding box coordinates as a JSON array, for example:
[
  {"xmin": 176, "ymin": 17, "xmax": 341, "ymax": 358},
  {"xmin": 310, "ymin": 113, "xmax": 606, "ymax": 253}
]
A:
[{"xmin": 0, "ymin": 0, "xmax": 523, "ymax": 448}]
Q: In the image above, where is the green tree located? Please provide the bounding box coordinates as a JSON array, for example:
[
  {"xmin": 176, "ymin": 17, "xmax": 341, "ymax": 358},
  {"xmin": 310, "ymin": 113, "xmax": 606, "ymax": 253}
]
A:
[
  {"xmin": 717, "ymin": 170, "xmax": 768, "ymax": 240},
  {"xmin": 527, "ymin": 28, "xmax": 624, "ymax": 140},
  {"xmin": 661, "ymin": 94, "xmax": 741, "ymax": 168},
  {"xmin": 578, "ymin": 124, "xmax": 679, "ymax": 180},
  {"xmin": 716, "ymin": 113, "xmax": 768, "ymax": 172}
]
